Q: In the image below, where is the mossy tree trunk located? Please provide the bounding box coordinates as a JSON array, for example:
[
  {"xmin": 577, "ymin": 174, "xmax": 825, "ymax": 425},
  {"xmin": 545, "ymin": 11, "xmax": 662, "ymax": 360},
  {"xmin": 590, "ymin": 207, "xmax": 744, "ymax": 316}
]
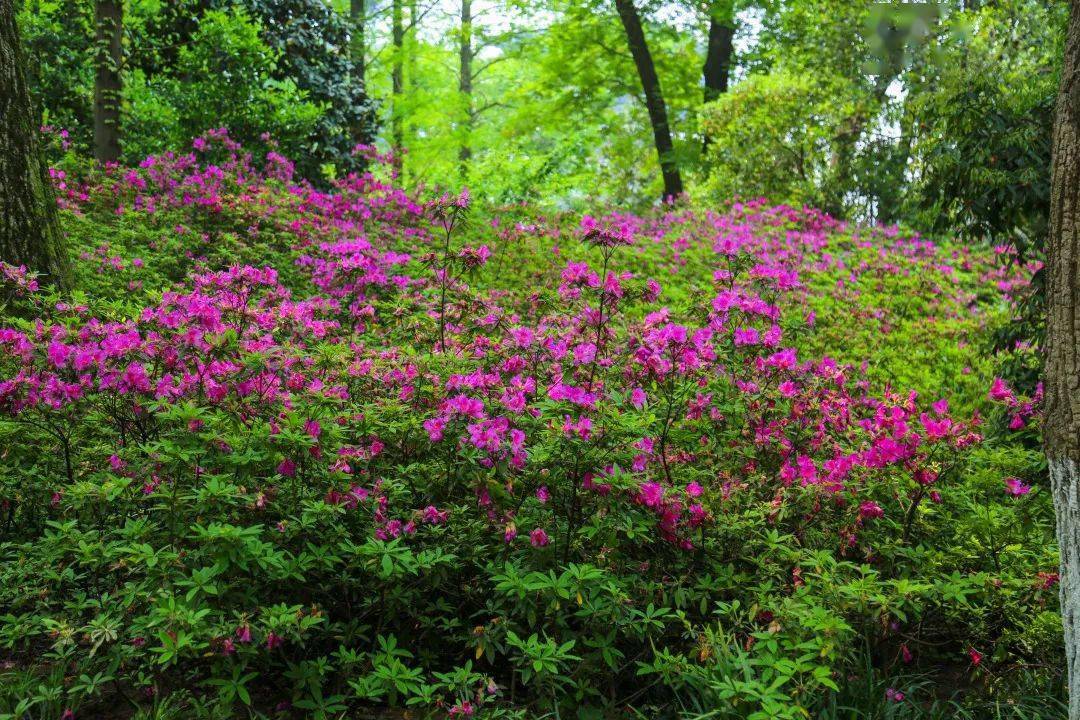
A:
[
  {"xmin": 458, "ymin": 0, "xmax": 472, "ymax": 181},
  {"xmin": 1045, "ymin": 2, "xmax": 1080, "ymax": 718},
  {"xmin": 391, "ymin": 0, "xmax": 404, "ymax": 176},
  {"xmin": 0, "ymin": 0, "xmax": 71, "ymax": 287},
  {"xmin": 93, "ymin": 0, "xmax": 122, "ymax": 163}
]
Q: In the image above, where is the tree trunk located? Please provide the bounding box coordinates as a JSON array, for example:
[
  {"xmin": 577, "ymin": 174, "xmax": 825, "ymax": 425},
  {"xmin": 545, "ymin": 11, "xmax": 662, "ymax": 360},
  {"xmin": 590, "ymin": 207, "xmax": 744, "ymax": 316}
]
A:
[
  {"xmin": 702, "ymin": 11, "xmax": 733, "ymax": 104},
  {"xmin": 391, "ymin": 0, "xmax": 404, "ymax": 176},
  {"xmin": 614, "ymin": 0, "xmax": 683, "ymax": 201},
  {"xmin": 1046, "ymin": 3, "xmax": 1080, "ymax": 718},
  {"xmin": 458, "ymin": 0, "xmax": 473, "ymax": 181},
  {"xmin": 0, "ymin": 0, "xmax": 70, "ymax": 287},
  {"xmin": 93, "ymin": 0, "xmax": 122, "ymax": 163}
]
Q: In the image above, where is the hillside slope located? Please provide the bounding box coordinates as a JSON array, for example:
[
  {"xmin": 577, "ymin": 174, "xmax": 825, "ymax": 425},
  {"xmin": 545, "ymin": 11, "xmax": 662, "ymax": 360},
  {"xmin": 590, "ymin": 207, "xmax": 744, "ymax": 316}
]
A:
[{"xmin": 0, "ymin": 133, "xmax": 1062, "ymax": 719}]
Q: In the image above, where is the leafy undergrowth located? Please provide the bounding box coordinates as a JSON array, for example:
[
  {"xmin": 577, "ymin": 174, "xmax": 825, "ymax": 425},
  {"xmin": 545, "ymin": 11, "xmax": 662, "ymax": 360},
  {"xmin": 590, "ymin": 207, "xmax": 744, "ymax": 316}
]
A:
[{"xmin": 0, "ymin": 132, "xmax": 1062, "ymax": 720}]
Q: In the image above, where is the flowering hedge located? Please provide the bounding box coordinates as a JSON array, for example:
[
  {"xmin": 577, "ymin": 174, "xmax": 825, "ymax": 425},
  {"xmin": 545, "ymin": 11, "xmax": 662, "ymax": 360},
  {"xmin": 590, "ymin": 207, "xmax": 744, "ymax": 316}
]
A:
[{"xmin": 0, "ymin": 132, "xmax": 1063, "ymax": 719}]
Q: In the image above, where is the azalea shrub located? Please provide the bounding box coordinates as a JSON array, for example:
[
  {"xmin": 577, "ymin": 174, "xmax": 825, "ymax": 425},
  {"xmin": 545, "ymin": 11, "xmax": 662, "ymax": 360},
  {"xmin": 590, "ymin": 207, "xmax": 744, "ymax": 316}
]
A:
[{"xmin": 0, "ymin": 132, "xmax": 1064, "ymax": 720}]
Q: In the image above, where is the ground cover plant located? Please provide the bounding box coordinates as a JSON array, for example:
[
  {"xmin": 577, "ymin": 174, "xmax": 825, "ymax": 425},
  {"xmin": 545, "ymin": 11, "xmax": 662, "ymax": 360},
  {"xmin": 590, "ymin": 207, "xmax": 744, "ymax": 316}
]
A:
[{"xmin": 0, "ymin": 132, "xmax": 1064, "ymax": 719}]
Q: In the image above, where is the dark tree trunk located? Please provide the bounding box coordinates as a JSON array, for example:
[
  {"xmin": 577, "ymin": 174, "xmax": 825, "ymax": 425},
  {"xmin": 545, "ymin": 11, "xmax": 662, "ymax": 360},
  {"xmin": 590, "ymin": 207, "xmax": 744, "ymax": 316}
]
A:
[
  {"xmin": 458, "ymin": 0, "xmax": 473, "ymax": 180},
  {"xmin": 391, "ymin": 0, "xmax": 404, "ymax": 175},
  {"xmin": 93, "ymin": 0, "xmax": 122, "ymax": 163},
  {"xmin": 702, "ymin": 15, "xmax": 733, "ymax": 104},
  {"xmin": 0, "ymin": 0, "xmax": 70, "ymax": 287},
  {"xmin": 701, "ymin": 4, "xmax": 734, "ymax": 152},
  {"xmin": 1046, "ymin": 3, "xmax": 1080, "ymax": 717},
  {"xmin": 614, "ymin": 0, "xmax": 683, "ymax": 201}
]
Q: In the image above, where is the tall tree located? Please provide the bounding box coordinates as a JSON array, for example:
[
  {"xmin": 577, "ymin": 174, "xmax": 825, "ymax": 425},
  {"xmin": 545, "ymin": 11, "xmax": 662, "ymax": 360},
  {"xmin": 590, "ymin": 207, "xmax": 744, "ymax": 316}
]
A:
[
  {"xmin": 613, "ymin": 0, "xmax": 683, "ymax": 200},
  {"xmin": 93, "ymin": 0, "xmax": 122, "ymax": 163},
  {"xmin": 0, "ymin": 0, "xmax": 70, "ymax": 286},
  {"xmin": 458, "ymin": 0, "xmax": 473, "ymax": 180},
  {"xmin": 1046, "ymin": 2, "xmax": 1080, "ymax": 717}
]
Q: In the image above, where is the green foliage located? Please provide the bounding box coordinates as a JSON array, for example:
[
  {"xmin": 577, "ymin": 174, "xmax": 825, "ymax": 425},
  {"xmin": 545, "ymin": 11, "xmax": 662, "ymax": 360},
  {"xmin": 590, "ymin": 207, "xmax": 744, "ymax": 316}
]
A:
[
  {"xmin": 905, "ymin": 0, "xmax": 1063, "ymax": 251},
  {"xmin": 126, "ymin": 8, "xmax": 323, "ymax": 162},
  {"xmin": 19, "ymin": 0, "xmax": 373, "ymax": 181},
  {"xmin": 231, "ymin": 0, "xmax": 377, "ymax": 179},
  {"xmin": 901, "ymin": 0, "xmax": 1065, "ymax": 390},
  {"xmin": 0, "ymin": 141, "xmax": 1064, "ymax": 717},
  {"xmin": 699, "ymin": 72, "xmax": 865, "ymax": 211},
  {"xmin": 16, "ymin": 0, "xmax": 94, "ymax": 150},
  {"xmin": 4, "ymin": 0, "xmax": 1071, "ymax": 717}
]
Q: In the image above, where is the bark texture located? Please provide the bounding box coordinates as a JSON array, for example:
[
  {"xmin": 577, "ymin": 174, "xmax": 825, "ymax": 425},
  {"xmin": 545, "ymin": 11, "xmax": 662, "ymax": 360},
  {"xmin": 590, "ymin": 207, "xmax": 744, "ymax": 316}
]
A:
[
  {"xmin": 1046, "ymin": 3, "xmax": 1080, "ymax": 717},
  {"xmin": 0, "ymin": 0, "xmax": 71, "ymax": 286},
  {"xmin": 93, "ymin": 0, "xmax": 122, "ymax": 163},
  {"xmin": 614, "ymin": 0, "xmax": 683, "ymax": 201}
]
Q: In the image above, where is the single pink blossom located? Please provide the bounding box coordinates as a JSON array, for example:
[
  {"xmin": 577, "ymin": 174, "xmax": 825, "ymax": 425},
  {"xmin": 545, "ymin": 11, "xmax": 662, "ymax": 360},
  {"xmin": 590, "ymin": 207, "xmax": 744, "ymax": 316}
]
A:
[
  {"xmin": 529, "ymin": 528, "xmax": 549, "ymax": 547},
  {"xmin": 1004, "ymin": 477, "xmax": 1032, "ymax": 496}
]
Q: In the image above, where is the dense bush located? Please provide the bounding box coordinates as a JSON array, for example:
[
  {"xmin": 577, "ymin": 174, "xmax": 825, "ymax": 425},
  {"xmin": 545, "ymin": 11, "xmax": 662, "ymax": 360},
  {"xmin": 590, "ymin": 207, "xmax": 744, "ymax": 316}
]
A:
[
  {"xmin": 901, "ymin": 0, "xmax": 1064, "ymax": 394},
  {"xmin": 229, "ymin": 0, "xmax": 377, "ymax": 180},
  {"xmin": 18, "ymin": 0, "xmax": 374, "ymax": 180},
  {"xmin": 125, "ymin": 9, "xmax": 323, "ymax": 166},
  {"xmin": 0, "ymin": 133, "xmax": 1063, "ymax": 719},
  {"xmin": 699, "ymin": 72, "xmax": 865, "ymax": 213}
]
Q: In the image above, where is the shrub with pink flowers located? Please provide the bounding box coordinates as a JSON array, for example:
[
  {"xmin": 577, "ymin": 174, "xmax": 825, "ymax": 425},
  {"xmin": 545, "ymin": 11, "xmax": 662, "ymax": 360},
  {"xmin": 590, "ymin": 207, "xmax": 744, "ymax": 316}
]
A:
[{"xmin": 0, "ymin": 133, "xmax": 1064, "ymax": 719}]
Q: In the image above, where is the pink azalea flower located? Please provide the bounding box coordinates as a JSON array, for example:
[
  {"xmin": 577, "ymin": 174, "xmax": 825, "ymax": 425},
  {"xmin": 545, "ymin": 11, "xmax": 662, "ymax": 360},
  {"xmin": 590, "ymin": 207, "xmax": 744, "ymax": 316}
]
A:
[
  {"xmin": 859, "ymin": 501, "xmax": 884, "ymax": 520},
  {"xmin": 639, "ymin": 481, "xmax": 664, "ymax": 508},
  {"xmin": 988, "ymin": 377, "xmax": 1013, "ymax": 402},
  {"xmin": 1004, "ymin": 477, "xmax": 1032, "ymax": 496},
  {"xmin": 778, "ymin": 381, "xmax": 799, "ymax": 397},
  {"xmin": 573, "ymin": 342, "xmax": 596, "ymax": 365},
  {"xmin": 449, "ymin": 700, "xmax": 475, "ymax": 716}
]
